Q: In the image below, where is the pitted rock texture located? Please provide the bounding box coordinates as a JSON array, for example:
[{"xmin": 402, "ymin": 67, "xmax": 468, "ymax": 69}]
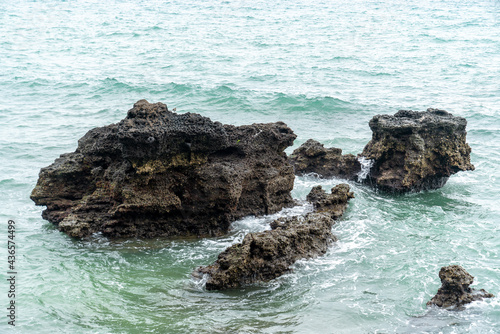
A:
[
  {"xmin": 361, "ymin": 108, "xmax": 474, "ymax": 192},
  {"xmin": 290, "ymin": 139, "xmax": 361, "ymax": 180},
  {"xmin": 31, "ymin": 100, "xmax": 297, "ymax": 238},
  {"xmin": 289, "ymin": 109, "xmax": 474, "ymax": 193},
  {"xmin": 427, "ymin": 265, "xmax": 494, "ymax": 308},
  {"xmin": 193, "ymin": 184, "xmax": 354, "ymax": 290},
  {"xmin": 306, "ymin": 184, "xmax": 354, "ymax": 219}
]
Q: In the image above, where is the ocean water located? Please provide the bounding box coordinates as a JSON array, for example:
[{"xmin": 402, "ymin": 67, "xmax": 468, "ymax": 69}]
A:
[{"xmin": 1, "ymin": 0, "xmax": 499, "ymax": 333}]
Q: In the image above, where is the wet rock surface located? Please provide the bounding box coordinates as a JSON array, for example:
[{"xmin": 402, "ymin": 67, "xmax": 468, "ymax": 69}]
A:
[
  {"xmin": 361, "ymin": 108, "xmax": 474, "ymax": 192},
  {"xmin": 289, "ymin": 139, "xmax": 361, "ymax": 180},
  {"xmin": 427, "ymin": 265, "xmax": 494, "ymax": 309},
  {"xmin": 31, "ymin": 100, "xmax": 297, "ymax": 238},
  {"xmin": 193, "ymin": 184, "xmax": 354, "ymax": 290}
]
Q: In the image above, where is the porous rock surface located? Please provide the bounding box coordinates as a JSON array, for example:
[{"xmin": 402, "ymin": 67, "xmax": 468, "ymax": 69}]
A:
[
  {"xmin": 193, "ymin": 184, "xmax": 354, "ymax": 290},
  {"xmin": 289, "ymin": 139, "xmax": 361, "ymax": 180},
  {"xmin": 31, "ymin": 100, "xmax": 297, "ymax": 238},
  {"xmin": 361, "ymin": 108, "xmax": 474, "ymax": 192},
  {"xmin": 427, "ymin": 265, "xmax": 494, "ymax": 308},
  {"xmin": 291, "ymin": 108, "xmax": 474, "ymax": 193}
]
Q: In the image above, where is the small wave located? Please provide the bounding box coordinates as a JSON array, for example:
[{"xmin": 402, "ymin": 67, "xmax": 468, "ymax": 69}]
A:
[
  {"xmin": 0, "ymin": 178, "xmax": 17, "ymax": 186},
  {"xmin": 248, "ymin": 74, "xmax": 278, "ymax": 82},
  {"xmin": 213, "ymin": 84, "xmax": 236, "ymax": 94},
  {"xmin": 345, "ymin": 68, "xmax": 396, "ymax": 77},
  {"xmin": 100, "ymin": 31, "xmax": 132, "ymax": 37},
  {"xmin": 432, "ymin": 37, "xmax": 453, "ymax": 44},
  {"xmin": 329, "ymin": 55, "xmax": 357, "ymax": 61},
  {"xmin": 166, "ymin": 82, "xmax": 197, "ymax": 95},
  {"xmin": 28, "ymin": 78, "xmax": 51, "ymax": 87},
  {"xmin": 94, "ymin": 77, "xmax": 148, "ymax": 94},
  {"xmin": 270, "ymin": 92, "xmax": 352, "ymax": 113}
]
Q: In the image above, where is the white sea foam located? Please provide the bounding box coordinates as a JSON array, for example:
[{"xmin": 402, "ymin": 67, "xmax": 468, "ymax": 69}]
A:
[{"xmin": 357, "ymin": 156, "xmax": 374, "ymax": 182}]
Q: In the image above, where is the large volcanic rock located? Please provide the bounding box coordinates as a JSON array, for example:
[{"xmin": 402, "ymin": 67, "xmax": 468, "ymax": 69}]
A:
[
  {"xmin": 31, "ymin": 100, "xmax": 297, "ymax": 238},
  {"xmin": 289, "ymin": 139, "xmax": 361, "ymax": 180},
  {"xmin": 427, "ymin": 265, "xmax": 494, "ymax": 308},
  {"xmin": 361, "ymin": 108, "xmax": 474, "ymax": 192},
  {"xmin": 193, "ymin": 184, "xmax": 354, "ymax": 290}
]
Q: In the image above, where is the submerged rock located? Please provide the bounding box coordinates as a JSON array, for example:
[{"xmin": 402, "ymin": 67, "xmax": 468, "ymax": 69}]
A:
[
  {"xmin": 289, "ymin": 139, "xmax": 361, "ymax": 180},
  {"xmin": 31, "ymin": 100, "xmax": 297, "ymax": 238},
  {"xmin": 427, "ymin": 265, "xmax": 494, "ymax": 309},
  {"xmin": 361, "ymin": 108, "xmax": 474, "ymax": 192},
  {"xmin": 291, "ymin": 108, "xmax": 474, "ymax": 193},
  {"xmin": 193, "ymin": 184, "xmax": 354, "ymax": 290}
]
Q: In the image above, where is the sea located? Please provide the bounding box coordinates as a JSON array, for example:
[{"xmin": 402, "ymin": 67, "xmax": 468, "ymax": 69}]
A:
[{"xmin": 1, "ymin": 0, "xmax": 499, "ymax": 333}]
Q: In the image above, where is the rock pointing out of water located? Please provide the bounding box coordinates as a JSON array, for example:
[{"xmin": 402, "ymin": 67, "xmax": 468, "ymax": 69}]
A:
[
  {"xmin": 31, "ymin": 100, "xmax": 297, "ymax": 238},
  {"xmin": 427, "ymin": 265, "xmax": 494, "ymax": 309},
  {"xmin": 193, "ymin": 184, "xmax": 354, "ymax": 290},
  {"xmin": 289, "ymin": 139, "xmax": 361, "ymax": 180},
  {"xmin": 361, "ymin": 109, "xmax": 474, "ymax": 192},
  {"xmin": 290, "ymin": 108, "xmax": 474, "ymax": 193}
]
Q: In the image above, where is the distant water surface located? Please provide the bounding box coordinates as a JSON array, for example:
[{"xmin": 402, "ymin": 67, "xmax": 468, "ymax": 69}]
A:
[{"xmin": 0, "ymin": 0, "xmax": 499, "ymax": 333}]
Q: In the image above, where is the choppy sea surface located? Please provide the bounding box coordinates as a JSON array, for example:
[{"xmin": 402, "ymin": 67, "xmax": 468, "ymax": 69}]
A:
[{"xmin": 1, "ymin": 0, "xmax": 499, "ymax": 333}]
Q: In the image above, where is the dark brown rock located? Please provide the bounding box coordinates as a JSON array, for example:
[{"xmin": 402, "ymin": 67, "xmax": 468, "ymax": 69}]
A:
[
  {"xmin": 289, "ymin": 139, "xmax": 361, "ymax": 180},
  {"xmin": 193, "ymin": 184, "xmax": 354, "ymax": 290},
  {"xmin": 289, "ymin": 109, "xmax": 474, "ymax": 193},
  {"xmin": 306, "ymin": 184, "xmax": 354, "ymax": 219},
  {"xmin": 427, "ymin": 265, "xmax": 494, "ymax": 308},
  {"xmin": 361, "ymin": 108, "xmax": 474, "ymax": 192},
  {"xmin": 31, "ymin": 100, "xmax": 297, "ymax": 238}
]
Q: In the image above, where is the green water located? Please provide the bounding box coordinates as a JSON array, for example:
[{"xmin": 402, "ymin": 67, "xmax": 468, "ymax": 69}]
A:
[{"xmin": 1, "ymin": 0, "xmax": 499, "ymax": 333}]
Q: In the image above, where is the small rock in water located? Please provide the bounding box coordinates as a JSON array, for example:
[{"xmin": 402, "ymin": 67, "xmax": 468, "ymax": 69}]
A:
[
  {"xmin": 427, "ymin": 265, "xmax": 494, "ymax": 309},
  {"xmin": 289, "ymin": 139, "xmax": 361, "ymax": 180}
]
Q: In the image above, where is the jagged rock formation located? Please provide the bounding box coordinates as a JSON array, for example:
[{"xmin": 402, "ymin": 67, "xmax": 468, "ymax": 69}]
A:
[
  {"xmin": 427, "ymin": 265, "xmax": 494, "ymax": 308},
  {"xmin": 289, "ymin": 139, "xmax": 361, "ymax": 180},
  {"xmin": 31, "ymin": 100, "xmax": 297, "ymax": 238},
  {"xmin": 361, "ymin": 108, "xmax": 474, "ymax": 192},
  {"xmin": 193, "ymin": 184, "xmax": 354, "ymax": 290},
  {"xmin": 305, "ymin": 184, "xmax": 355, "ymax": 219},
  {"xmin": 291, "ymin": 108, "xmax": 474, "ymax": 193}
]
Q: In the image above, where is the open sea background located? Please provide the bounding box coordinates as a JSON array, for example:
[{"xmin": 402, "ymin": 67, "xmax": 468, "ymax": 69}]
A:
[{"xmin": 1, "ymin": 0, "xmax": 499, "ymax": 333}]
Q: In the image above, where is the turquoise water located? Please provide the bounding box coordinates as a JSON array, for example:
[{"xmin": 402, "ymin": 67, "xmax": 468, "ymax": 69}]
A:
[{"xmin": 1, "ymin": 0, "xmax": 499, "ymax": 332}]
